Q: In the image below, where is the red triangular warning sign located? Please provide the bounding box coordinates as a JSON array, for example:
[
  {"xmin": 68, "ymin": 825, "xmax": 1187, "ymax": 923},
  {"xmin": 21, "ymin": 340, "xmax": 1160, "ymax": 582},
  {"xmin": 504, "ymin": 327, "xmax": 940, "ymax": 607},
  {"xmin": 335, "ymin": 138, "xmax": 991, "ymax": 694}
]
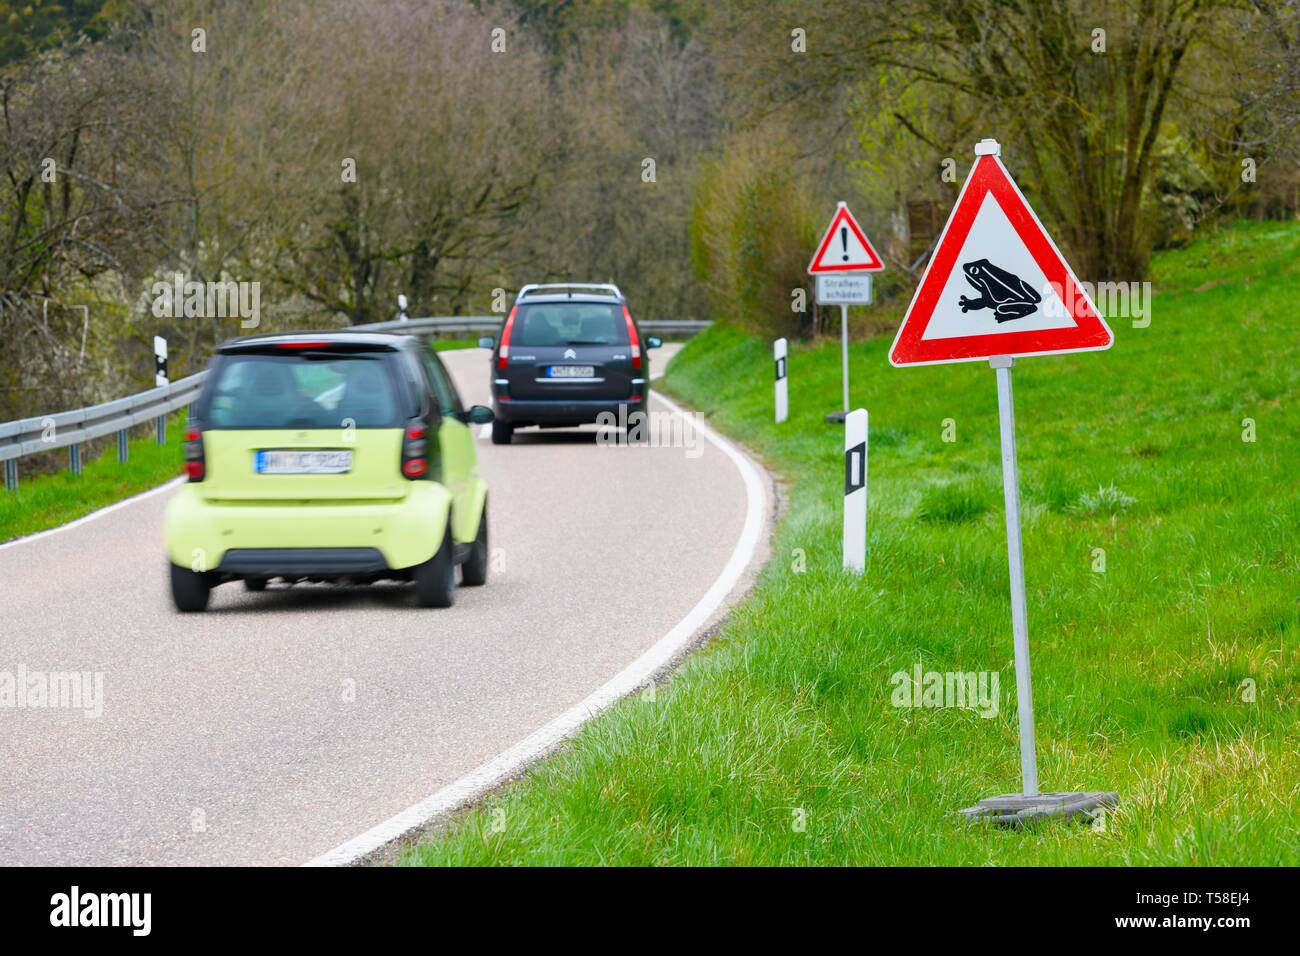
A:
[
  {"xmin": 809, "ymin": 203, "xmax": 885, "ymax": 273},
  {"xmin": 889, "ymin": 148, "xmax": 1113, "ymax": 366}
]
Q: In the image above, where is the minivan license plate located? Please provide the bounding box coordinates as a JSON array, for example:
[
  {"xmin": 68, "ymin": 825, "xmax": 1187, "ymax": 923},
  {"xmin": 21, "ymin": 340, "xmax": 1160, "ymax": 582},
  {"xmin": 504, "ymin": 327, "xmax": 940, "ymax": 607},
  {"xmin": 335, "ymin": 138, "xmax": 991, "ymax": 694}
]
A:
[
  {"xmin": 255, "ymin": 450, "xmax": 352, "ymax": 475},
  {"xmin": 548, "ymin": 365, "xmax": 595, "ymax": 378}
]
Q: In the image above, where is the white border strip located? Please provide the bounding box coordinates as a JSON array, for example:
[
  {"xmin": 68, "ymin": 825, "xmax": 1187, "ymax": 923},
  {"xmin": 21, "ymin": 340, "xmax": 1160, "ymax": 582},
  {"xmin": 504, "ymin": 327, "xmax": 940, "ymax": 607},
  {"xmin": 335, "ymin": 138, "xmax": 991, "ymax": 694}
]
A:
[
  {"xmin": 0, "ymin": 477, "xmax": 183, "ymax": 553},
  {"xmin": 304, "ymin": 390, "xmax": 766, "ymax": 866}
]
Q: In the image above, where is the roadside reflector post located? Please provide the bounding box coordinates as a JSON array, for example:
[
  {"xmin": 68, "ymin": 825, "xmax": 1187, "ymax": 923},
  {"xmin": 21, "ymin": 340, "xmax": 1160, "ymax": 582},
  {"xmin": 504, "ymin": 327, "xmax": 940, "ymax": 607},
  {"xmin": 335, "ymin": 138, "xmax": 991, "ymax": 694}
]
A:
[
  {"xmin": 843, "ymin": 408, "xmax": 867, "ymax": 573},
  {"xmin": 991, "ymin": 355, "xmax": 1037, "ymax": 795},
  {"xmin": 774, "ymin": 338, "xmax": 788, "ymax": 423},
  {"xmin": 154, "ymin": 336, "xmax": 169, "ymax": 445}
]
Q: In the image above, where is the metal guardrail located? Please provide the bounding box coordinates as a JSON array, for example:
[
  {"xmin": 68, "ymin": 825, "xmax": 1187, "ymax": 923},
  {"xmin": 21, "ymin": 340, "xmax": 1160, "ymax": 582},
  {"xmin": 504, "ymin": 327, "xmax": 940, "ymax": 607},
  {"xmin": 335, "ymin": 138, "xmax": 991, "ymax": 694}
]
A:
[
  {"xmin": 361, "ymin": 315, "xmax": 711, "ymax": 336},
  {"xmin": 0, "ymin": 374, "xmax": 208, "ymax": 489},
  {"xmin": 0, "ymin": 315, "xmax": 710, "ymax": 490}
]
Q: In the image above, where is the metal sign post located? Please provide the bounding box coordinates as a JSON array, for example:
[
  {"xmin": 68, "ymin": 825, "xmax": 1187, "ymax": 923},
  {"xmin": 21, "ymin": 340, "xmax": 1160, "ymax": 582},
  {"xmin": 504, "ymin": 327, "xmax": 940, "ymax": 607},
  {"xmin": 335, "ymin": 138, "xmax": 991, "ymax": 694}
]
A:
[
  {"xmin": 774, "ymin": 338, "xmax": 789, "ymax": 424},
  {"xmin": 887, "ymin": 139, "xmax": 1119, "ymax": 827},
  {"xmin": 839, "ymin": 304, "xmax": 850, "ymax": 417},
  {"xmin": 816, "ymin": 276, "xmax": 872, "ymax": 424},
  {"xmin": 808, "ymin": 203, "xmax": 884, "ymax": 426},
  {"xmin": 991, "ymin": 356, "xmax": 1037, "ymax": 794}
]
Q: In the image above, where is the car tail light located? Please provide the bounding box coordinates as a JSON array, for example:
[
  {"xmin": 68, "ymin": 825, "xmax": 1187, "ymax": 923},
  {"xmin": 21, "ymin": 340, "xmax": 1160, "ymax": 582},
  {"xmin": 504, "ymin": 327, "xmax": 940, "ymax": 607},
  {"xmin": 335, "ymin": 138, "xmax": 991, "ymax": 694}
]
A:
[
  {"xmin": 276, "ymin": 341, "xmax": 331, "ymax": 349},
  {"xmin": 183, "ymin": 423, "xmax": 205, "ymax": 481},
  {"xmin": 498, "ymin": 305, "xmax": 518, "ymax": 370},
  {"xmin": 622, "ymin": 303, "xmax": 641, "ymax": 370},
  {"xmin": 401, "ymin": 421, "xmax": 428, "ymax": 479}
]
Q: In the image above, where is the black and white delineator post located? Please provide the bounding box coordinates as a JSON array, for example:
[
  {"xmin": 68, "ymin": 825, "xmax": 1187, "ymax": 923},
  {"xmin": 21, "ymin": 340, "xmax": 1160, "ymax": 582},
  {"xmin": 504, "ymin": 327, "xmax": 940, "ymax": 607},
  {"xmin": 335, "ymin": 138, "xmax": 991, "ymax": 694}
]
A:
[
  {"xmin": 887, "ymin": 138, "xmax": 1118, "ymax": 826},
  {"xmin": 154, "ymin": 336, "xmax": 168, "ymax": 445},
  {"xmin": 774, "ymin": 338, "xmax": 788, "ymax": 423},
  {"xmin": 842, "ymin": 408, "xmax": 867, "ymax": 573}
]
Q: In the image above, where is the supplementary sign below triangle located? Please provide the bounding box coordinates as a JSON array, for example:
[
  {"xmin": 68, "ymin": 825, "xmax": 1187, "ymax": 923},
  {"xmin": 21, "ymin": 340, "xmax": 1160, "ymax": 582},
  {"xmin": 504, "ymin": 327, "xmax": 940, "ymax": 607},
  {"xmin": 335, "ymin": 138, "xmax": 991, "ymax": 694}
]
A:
[
  {"xmin": 889, "ymin": 146, "xmax": 1113, "ymax": 366},
  {"xmin": 809, "ymin": 202, "xmax": 885, "ymax": 273}
]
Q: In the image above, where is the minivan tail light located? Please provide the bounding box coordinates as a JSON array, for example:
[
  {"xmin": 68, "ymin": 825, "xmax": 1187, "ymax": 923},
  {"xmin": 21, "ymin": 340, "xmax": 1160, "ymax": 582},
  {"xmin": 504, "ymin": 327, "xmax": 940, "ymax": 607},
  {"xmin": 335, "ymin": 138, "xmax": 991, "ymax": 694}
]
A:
[
  {"xmin": 401, "ymin": 421, "xmax": 428, "ymax": 479},
  {"xmin": 622, "ymin": 304, "xmax": 641, "ymax": 370},
  {"xmin": 498, "ymin": 305, "xmax": 518, "ymax": 370},
  {"xmin": 183, "ymin": 423, "xmax": 205, "ymax": 481}
]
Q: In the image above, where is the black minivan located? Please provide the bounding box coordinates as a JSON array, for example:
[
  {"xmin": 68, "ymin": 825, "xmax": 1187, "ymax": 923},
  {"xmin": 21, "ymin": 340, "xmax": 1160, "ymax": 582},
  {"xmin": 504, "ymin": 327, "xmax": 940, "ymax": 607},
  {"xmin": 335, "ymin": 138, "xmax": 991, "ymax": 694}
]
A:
[{"xmin": 478, "ymin": 284, "xmax": 661, "ymax": 444}]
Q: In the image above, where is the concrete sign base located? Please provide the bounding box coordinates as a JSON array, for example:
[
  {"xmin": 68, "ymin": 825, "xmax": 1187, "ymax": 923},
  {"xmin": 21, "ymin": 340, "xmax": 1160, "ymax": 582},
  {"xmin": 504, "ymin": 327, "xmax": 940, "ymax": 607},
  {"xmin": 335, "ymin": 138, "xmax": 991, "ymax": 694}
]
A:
[{"xmin": 959, "ymin": 791, "xmax": 1118, "ymax": 828}]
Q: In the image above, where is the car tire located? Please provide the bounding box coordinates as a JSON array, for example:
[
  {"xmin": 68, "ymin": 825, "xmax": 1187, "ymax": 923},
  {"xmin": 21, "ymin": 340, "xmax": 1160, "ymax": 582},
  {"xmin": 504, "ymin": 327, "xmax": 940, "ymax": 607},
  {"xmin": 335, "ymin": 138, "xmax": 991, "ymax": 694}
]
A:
[
  {"xmin": 243, "ymin": 578, "xmax": 267, "ymax": 592},
  {"xmin": 491, "ymin": 420, "xmax": 513, "ymax": 445},
  {"xmin": 413, "ymin": 527, "xmax": 457, "ymax": 608},
  {"xmin": 461, "ymin": 507, "xmax": 488, "ymax": 586},
  {"xmin": 170, "ymin": 563, "xmax": 212, "ymax": 613}
]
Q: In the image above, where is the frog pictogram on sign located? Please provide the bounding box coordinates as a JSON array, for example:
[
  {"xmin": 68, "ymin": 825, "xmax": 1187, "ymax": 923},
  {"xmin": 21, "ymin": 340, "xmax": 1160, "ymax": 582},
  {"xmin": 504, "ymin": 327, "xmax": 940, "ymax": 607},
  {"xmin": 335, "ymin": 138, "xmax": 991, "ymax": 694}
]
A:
[{"xmin": 889, "ymin": 146, "xmax": 1113, "ymax": 366}]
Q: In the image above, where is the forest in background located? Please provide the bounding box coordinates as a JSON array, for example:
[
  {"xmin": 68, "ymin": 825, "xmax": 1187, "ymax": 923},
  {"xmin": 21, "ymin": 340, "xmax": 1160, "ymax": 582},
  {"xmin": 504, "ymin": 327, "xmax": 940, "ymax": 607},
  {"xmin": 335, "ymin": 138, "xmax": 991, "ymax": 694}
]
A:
[{"xmin": 2, "ymin": 0, "xmax": 1298, "ymax": 421}]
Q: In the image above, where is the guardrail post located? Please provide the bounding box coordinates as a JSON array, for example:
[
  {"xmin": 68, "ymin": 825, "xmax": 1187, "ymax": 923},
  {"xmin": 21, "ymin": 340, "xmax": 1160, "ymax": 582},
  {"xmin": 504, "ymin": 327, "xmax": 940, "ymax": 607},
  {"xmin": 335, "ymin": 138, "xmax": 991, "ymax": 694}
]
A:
[
  {"xmin": 117, "ymin": 428, "xmax": 129, "ymax": 464},
  {"xmin": 3, "ymin": 459, "xmax": 16, "ymax": 491},
  {"xmin": 68, "ymin": 443, "xmax": 82, "ymax": 476},
  {"xmin": 156, "ymin": 412, "xmax": 166, "ymax": 446}
]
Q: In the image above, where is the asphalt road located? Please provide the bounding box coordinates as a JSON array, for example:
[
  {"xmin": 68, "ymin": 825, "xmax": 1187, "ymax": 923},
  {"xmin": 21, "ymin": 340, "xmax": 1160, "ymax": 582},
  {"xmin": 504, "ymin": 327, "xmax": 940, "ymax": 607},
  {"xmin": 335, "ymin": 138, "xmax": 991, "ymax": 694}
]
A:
[{"xmin": 0, "ymin": 344, "xmax": 767, "ymax": 865}]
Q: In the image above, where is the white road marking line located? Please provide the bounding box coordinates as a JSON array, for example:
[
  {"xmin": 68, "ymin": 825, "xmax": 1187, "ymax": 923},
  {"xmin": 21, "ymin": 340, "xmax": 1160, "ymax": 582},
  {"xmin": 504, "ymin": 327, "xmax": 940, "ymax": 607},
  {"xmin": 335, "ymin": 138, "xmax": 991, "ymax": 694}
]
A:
[
  {"xmin": 478, "ymin": 423, "xmax": 492, "ymax": 440},
  {"xmin": 0, "ymin": 477, "xmax": 184, "ymax": 553},
  {"xmin": 304, "ymin": 388, "xmax": 766, "ymax": 866}
]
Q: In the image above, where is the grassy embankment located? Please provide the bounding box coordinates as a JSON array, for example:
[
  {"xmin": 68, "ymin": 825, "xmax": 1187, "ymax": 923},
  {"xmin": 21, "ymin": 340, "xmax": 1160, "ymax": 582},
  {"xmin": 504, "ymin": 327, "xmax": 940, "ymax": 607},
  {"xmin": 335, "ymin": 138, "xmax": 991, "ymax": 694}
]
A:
[
  {"xmin": 0, "ymin": 421, "xmax": 184, "ymax": 544},
  {"xmin": 401, "ymin": 220, "xmax": 1299, "ymax": 865}
]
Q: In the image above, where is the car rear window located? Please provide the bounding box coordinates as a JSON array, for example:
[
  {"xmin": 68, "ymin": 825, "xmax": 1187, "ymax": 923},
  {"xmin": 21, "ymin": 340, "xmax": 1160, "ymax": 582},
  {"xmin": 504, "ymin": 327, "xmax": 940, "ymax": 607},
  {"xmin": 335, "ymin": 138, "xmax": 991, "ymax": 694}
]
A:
[
  {"xmin": 515, "ymin": 302, "xmax": 628, "ymax": 347},
  {"xmin": 201, "ymin": 352, "xmax": 405, "ymax": 429}
]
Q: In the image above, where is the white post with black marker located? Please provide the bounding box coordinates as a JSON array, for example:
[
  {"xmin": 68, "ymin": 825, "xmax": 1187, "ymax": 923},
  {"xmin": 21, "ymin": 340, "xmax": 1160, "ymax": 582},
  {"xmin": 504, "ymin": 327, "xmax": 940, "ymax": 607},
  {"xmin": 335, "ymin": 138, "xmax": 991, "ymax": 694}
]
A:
[
  {"xmin": 153, "ymin": 335, "xmax": 168, "ymax": 446},
  {"xmin": 842, "ymin": 407, "xmax": 867, "ymax": 573},
  {"xmin": 774, "ymin": 337, "xmax": 788, "ymax": 423}
]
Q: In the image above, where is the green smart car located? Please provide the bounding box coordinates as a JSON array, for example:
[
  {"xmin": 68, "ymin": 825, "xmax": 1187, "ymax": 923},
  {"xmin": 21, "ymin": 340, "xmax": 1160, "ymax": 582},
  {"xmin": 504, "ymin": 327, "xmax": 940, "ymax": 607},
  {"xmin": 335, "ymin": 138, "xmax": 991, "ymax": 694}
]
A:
[{"xmin": 164, "ymin": 332, "xmax": 493, "ymax": 612}]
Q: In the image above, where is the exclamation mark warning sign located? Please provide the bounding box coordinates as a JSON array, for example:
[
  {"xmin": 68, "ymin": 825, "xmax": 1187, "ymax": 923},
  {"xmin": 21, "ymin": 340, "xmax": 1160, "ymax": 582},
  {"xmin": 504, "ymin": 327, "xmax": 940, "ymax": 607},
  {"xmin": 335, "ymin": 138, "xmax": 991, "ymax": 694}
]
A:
[{"xmin": 808, "ymin": 202, "xmax": 885, "ymax": 273}]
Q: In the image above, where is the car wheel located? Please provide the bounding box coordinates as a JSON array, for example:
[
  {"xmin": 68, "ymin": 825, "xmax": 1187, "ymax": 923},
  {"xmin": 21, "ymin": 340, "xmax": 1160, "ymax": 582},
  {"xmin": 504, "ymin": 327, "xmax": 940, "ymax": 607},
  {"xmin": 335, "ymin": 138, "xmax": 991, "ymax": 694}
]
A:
[
  {"xmin": 244, "ymin": 578, "xmax": 267, "ymax": 592},
  {"xmin": 170, "ymin": 563, "xmax": 212, "ymax": 613},
  {"xmin": 461, "ymin": 507, "xmax": 488, "ymax": 586},
  {"xmin": 491, "ymin": 420, "xmax": 513, "ymax": 445},
  {"xmin": 413, "ymin": 527, "xmax": 457, "ymax": 608}
]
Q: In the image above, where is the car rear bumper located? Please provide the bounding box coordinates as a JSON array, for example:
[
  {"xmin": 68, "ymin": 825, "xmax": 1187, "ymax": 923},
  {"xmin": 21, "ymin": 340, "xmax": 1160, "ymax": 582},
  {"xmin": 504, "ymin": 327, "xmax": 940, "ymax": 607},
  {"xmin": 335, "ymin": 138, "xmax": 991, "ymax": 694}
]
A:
[
  {"xmin": 163, "ymin": 483, "xmax": 453, "ymax": 573},
  {"xmin": 493, "ymin": 396, "xmax": 647, "ymax": 427},
  {"xmin": 217, "ymin": 547, "xmax": 389, "ymax": 576}
]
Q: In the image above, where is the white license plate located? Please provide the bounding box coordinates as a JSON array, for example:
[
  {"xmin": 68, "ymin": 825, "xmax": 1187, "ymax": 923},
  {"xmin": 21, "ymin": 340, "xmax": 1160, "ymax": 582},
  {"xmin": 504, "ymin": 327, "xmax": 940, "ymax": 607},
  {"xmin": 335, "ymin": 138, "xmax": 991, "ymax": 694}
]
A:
[
  {"xmin": 548, "ymin": 365, "xmax": 595, "ymax": 378},
  {"xmin": 255, "ymin": 450, "xmax": 353, "ymax": 475}
]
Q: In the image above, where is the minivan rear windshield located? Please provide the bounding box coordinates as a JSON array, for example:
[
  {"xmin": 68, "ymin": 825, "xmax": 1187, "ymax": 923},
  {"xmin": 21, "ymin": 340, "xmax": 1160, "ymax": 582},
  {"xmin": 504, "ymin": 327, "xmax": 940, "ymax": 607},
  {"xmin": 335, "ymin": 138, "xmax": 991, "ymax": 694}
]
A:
[
  {"xmin": 514, "ymin": 303, "xmax": 628, "ymax": 347},
  {"xmin": 200, "ymin": 352, "xmax": 405, "ymax": 429}
]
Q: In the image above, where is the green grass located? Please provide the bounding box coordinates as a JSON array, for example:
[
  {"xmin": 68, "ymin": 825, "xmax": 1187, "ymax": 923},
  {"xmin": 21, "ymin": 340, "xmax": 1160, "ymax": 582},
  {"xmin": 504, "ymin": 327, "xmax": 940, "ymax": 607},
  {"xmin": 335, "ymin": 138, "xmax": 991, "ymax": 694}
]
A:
[
  {"xmin": 0, "ymin": 419, "xmax": 184, "ymax": 543},
  {"xmin": 399, "ymin": 219, "xmax": 1300, "ymax": 865}
]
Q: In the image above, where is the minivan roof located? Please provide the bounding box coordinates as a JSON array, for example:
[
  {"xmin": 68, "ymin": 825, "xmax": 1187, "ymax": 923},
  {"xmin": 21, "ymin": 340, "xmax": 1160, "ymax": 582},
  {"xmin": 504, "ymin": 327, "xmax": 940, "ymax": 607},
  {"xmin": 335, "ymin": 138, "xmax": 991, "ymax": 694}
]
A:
[{"xmin": 515, "ymin": 295, "xmax": 623, "ymax": 306}]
